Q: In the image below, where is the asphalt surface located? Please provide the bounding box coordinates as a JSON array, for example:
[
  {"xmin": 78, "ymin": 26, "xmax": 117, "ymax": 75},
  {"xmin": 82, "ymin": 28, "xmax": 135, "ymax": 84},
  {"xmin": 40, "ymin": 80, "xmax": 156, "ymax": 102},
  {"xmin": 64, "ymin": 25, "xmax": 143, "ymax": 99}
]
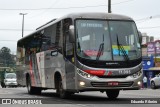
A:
[{"xmin": 0, "ymin": 86, "xmax": 160, "ymax": 107}]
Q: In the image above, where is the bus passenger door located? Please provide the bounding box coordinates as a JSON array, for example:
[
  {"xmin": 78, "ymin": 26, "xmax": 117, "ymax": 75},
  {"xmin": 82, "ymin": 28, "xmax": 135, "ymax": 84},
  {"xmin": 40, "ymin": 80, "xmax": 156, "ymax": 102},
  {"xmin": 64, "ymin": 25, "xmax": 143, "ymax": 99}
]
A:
[{"xmin": 64, "ymin": 21, "xmax": 76, "ymax": 90}]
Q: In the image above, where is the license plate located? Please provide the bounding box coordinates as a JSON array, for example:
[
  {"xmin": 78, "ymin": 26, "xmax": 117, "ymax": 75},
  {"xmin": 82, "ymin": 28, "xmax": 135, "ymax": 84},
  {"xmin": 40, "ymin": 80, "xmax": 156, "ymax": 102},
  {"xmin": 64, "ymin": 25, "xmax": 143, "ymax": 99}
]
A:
[{"xmin": 108, "ymin": 82, "xmax": 119, "ymax": 86}]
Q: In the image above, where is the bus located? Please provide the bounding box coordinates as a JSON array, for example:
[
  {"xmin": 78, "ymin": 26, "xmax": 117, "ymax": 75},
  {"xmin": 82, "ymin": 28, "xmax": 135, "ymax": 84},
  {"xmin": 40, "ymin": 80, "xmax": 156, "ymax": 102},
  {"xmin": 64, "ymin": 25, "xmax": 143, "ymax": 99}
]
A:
[{"xmin": 16, "ymin": 12, "xmax": 142, "ymax": 99}]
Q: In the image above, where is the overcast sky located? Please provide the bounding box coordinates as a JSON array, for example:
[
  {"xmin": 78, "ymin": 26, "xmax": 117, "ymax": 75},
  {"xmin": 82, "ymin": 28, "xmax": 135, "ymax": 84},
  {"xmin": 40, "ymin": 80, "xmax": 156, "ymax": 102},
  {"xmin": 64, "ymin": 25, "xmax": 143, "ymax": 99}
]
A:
[{"xmin": 0, "ymin": 0, "xmax": 160, "ymax": 54}]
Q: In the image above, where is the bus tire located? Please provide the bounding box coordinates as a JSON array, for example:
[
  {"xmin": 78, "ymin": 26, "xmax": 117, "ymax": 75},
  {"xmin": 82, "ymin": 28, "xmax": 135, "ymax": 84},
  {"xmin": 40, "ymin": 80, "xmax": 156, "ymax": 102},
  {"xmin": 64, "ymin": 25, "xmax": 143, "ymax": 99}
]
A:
[
  {"xmin": 58, "ymin": 78, "xmax": 70, "ymax": 99},
  {"xmin": 106, "ymin": 90, "xmax": 120, "ymax": 100},
  {"xmin": 34, "ymin": 88, "xmax": 42, "ymax": 95},
  {"xmin": 26, "ymin": 76, "xmax": 41, "ymax": 95}
]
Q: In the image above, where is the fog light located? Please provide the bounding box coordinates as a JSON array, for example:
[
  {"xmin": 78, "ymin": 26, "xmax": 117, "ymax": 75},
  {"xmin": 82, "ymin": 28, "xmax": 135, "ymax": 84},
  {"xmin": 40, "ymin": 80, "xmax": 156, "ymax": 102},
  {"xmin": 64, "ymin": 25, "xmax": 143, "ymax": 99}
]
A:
[
  {"xmin": 137, "ymin": 81, "xmax": 141, "ymax": 85},
  {"xmin": 80, "ymin": 81, "xmax": 85, "ymax": 86}
]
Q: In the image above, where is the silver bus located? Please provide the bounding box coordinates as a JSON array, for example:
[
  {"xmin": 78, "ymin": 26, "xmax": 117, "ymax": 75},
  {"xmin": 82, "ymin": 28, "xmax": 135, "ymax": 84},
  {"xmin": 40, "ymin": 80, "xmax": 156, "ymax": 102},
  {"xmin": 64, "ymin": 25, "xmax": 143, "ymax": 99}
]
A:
[{"xmin": 16, "ymin": 12, "xmax": 142, "ymax": 99}]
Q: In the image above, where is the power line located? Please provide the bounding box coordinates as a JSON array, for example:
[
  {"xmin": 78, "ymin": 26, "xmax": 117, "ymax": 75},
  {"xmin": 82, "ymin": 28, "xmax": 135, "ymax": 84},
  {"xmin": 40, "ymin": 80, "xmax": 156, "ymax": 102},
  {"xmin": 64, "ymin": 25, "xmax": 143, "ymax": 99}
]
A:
[
  {"xmin": 0, "ymin": 40, "xmax": 17, "ymax": 42},
  {"xmin": 0, "ymin": 5, "xmax": 107, "ymax": 10},
  {"xmin": 136, "ymin": 15, "xmax": 160, "ymax": 23},
  {"xmin": 0, "ymin": 29, "xmax": 34, "ymax": 31},
  {"xmin": 112, "ymin": 0, "xmax": 135, "ymax": 5},
  {"xmin": 138, "ymin": 26, "xmax": 160, "ymax": 29},
  {"xmin": 29, "ymin": 0, "xmax": 60, "ymax": 18},
  {"xmin": 136, "ymin": 16, "xmax": 153, "ymax": 21},
  {"xmin": 0, "ymin": 0, "xmax": 135, "ymax": 11}
]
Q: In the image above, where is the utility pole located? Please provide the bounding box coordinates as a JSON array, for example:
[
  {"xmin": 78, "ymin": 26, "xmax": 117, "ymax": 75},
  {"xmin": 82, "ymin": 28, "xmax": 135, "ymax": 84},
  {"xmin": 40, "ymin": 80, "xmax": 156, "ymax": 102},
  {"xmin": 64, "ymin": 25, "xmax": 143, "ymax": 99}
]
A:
[
  {"xmin": 108, "ymin": 0, "xmax": 111, "ymax": 13},
  {"xmin": 19, "ymin": 13, "xmax": 27, "ymax": 38}
]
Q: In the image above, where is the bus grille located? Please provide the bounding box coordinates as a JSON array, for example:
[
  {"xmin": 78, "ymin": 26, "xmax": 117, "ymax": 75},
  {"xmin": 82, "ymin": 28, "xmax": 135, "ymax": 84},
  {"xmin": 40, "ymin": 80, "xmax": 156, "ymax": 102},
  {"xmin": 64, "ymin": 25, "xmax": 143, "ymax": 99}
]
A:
[
  {"xmin": 97, "ymin": 75, "xmax": 128, "ymax": 78},
  {"xmin": 91, "ymin": 81, "xmax": 133, "ymax": 87}
]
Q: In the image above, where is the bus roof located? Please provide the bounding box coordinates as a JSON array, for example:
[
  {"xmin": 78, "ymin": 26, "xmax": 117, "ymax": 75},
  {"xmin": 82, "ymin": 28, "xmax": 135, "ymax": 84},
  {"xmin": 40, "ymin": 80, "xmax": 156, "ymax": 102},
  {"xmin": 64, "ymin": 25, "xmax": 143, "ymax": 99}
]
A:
[
  {"xmin": 64, "ymin": 12, "xmax": 133, "ymax": 20},
  {"xmin": 17, "ymin": 12, "xmax": 133, "ymax": 43}
]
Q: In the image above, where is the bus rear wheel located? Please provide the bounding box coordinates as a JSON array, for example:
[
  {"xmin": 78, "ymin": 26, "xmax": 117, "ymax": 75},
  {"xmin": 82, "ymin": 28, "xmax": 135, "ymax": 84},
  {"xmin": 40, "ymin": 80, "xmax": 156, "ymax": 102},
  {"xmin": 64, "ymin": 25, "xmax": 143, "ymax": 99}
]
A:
[
  {"xmin": 106, "ymin": 90, "xmax": 120, "ymax": 99},
  {"xmin": 26, "ymin": 76, "xmax": 41, "ymax": 95}
]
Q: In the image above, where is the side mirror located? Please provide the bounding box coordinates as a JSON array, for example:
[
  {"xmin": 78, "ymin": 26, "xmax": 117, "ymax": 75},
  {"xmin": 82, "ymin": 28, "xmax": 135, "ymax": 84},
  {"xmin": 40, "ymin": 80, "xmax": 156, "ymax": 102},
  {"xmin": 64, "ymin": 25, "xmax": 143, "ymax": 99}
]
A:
[
  {"xmin": 69, "ymin": 25, "xmax": 75, "ymax": 43},
  {"xmin": 138, "ymin": 31, "xmax": 142, "ymax": 44},
  {"xmin": 51, "ymin": 50, "xmax": 58, "ymax": 56}
]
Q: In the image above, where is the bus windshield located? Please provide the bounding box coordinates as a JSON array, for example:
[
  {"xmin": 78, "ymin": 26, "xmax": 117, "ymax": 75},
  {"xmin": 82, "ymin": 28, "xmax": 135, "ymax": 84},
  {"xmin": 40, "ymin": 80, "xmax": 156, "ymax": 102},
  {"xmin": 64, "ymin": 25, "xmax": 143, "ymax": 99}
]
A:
[{"xmin": 75, "ymin": 19, "xmax": 141, "ymax": 61}]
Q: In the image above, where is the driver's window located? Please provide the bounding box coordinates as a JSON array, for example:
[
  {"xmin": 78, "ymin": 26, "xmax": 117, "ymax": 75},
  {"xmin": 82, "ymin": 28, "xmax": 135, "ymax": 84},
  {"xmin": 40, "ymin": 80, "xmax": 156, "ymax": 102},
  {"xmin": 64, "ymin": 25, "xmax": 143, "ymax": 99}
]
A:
[
  {"xmin": 63, "ymin": 18, "xmax": 73, "ymax": 61},
  {"xmin": 66, "ymin": 34, "xmax": 73, "ymax": 56}
]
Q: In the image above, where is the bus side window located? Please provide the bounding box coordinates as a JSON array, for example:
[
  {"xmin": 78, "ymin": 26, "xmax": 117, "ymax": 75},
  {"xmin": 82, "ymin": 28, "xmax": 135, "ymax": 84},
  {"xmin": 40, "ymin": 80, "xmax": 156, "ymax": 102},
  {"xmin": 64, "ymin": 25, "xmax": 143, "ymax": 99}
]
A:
[
  {"xmin": 55, "ymin": 21, "xmax": 63, "ymax": 53},
  {"xmin": 41, "ymin": 35, "xmax": 51, "ymax": 51}
]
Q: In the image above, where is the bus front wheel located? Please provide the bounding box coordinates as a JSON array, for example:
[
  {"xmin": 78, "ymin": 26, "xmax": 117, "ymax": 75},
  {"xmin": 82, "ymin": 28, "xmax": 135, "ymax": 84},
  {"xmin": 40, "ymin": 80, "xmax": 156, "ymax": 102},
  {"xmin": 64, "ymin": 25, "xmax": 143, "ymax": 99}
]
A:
[
  {"xmin": 57, "ymin": 78, "xmax": 70, "ymax": 99},
  {"xmin": 106, "ymin": 90, "xmax": 120, "ymax": 99}
]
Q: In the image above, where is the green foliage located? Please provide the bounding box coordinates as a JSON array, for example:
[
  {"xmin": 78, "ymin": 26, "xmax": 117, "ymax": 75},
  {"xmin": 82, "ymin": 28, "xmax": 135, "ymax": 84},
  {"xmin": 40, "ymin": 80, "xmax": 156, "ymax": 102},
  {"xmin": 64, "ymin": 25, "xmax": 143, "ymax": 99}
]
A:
[{"xmin": 0, "ymin": 47, "xmax": 15, "ymax": 67}]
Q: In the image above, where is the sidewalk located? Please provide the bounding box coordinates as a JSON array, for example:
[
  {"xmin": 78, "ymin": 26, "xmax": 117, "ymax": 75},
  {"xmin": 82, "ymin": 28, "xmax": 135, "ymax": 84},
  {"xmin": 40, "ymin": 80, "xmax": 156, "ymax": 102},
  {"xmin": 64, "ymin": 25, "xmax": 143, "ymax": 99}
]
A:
[{"xmin": 140, "ymin": 87, "xmax": 160, "ymax": 90}]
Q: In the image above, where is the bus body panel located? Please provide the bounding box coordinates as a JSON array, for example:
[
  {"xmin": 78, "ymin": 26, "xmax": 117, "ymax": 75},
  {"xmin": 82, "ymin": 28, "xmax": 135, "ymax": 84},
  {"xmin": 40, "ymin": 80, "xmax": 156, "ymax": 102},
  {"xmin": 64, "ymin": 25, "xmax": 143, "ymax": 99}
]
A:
[
  {"xmin": 65, "ymin": 60, "xmax": 76, "ymax": 90},
  {"xmin": 75, "ymin": 61, "xmax": 142, "ymax": 91},
  {"xmin": 16, "ymin": 46, "xmax": 76, "ymax": 90},
  {"xmin": 35, "ymin": 50, "xmax": 76, "ymax": 90}
]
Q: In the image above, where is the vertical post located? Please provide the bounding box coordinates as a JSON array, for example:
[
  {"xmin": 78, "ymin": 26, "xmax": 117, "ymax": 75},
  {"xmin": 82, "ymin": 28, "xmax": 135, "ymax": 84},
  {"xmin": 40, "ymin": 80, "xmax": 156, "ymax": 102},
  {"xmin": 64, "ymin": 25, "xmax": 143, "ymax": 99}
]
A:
[
  {"xmin": 155, "ymin": 41, "xmax": 160, "ymax": 67},
  {"xmin": 22, "ymin": 15, "xmax": 24, "ymax": 38},
  {"xmin": 19, "ymin": 13, "xmax": 27, "ymax": 38},
  {"xmin": 155, "ymin": 43, "xmax": 156, "ymax": 67},
  {"xmin": 108, "ymin": 0, "xmax": 111, "ymax": 13}
]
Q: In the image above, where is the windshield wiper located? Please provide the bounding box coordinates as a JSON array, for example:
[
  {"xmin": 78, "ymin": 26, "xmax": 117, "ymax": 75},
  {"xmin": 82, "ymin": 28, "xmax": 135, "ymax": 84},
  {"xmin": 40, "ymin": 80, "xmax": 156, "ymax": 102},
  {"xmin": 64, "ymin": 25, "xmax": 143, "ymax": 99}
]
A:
[
  {"xmin": 116, "ymin": 34, "xmax": 129, "ymax": 61},
  {"xmin": 96, "ymin": 34, "xmax": 104, "ymax": 61}
]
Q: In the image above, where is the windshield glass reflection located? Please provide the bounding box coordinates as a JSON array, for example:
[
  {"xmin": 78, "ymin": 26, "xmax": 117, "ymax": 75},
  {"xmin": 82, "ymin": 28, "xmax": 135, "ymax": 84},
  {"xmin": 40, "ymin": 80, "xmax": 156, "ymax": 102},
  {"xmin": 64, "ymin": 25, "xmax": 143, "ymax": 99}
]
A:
[{"xmin": 75, "ymin": 20, "xmax": 141, "ymax": 61}]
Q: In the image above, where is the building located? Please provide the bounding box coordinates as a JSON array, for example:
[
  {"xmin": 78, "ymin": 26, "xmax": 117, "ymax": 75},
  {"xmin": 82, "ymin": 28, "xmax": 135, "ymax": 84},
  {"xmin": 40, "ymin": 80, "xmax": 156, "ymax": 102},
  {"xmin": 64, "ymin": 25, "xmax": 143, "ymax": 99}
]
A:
[
  {"xmin": 142, "ymin": 33, "xmax": 150, "ymax": 45},
  {"xmin": 141, "ymin": 33, "xmax": 155, "ymax": 56},
  {"xmin": 150, "ymin": 36, "xmax": 154, "ymax": 42}
]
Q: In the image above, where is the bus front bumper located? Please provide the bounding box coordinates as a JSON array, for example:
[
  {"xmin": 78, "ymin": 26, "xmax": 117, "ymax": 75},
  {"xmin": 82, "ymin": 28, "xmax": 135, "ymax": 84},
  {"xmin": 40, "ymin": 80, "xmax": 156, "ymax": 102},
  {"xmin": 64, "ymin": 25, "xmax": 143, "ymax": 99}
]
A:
[{"xmin": 76, "ymin": 74, "xmax": 142, "ymax": 92}]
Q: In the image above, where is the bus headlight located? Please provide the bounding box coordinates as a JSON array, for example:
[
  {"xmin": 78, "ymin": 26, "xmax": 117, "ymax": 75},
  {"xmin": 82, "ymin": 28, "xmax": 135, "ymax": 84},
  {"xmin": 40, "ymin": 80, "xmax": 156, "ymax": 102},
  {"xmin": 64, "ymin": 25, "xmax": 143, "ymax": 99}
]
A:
[
  {"xmin": 79, "ymin": 81, "xmax": 85, "ymax": 86},
  {"xmin": 130, "ymin": 69, "xmax": 142, "ymax": 78},
  {"xmin": 77, "ymin": 68, "xmax": 93, "ymax": 78}
]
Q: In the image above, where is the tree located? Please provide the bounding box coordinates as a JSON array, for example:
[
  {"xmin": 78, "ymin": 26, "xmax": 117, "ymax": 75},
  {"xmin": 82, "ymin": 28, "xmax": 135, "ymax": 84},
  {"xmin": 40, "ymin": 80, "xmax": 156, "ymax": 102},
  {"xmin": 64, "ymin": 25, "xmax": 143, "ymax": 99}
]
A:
[{"xmin": 0, "ymin": 47, "xmax": 15, "ymax": 67}]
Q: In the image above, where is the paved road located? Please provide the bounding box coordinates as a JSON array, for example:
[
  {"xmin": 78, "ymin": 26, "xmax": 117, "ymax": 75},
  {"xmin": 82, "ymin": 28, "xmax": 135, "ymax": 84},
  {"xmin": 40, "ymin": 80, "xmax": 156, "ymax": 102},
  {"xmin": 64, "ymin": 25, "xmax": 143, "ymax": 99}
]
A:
[{"xmin": 0, "ymin": 87, "xmax": 160, "ymax": 107}]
